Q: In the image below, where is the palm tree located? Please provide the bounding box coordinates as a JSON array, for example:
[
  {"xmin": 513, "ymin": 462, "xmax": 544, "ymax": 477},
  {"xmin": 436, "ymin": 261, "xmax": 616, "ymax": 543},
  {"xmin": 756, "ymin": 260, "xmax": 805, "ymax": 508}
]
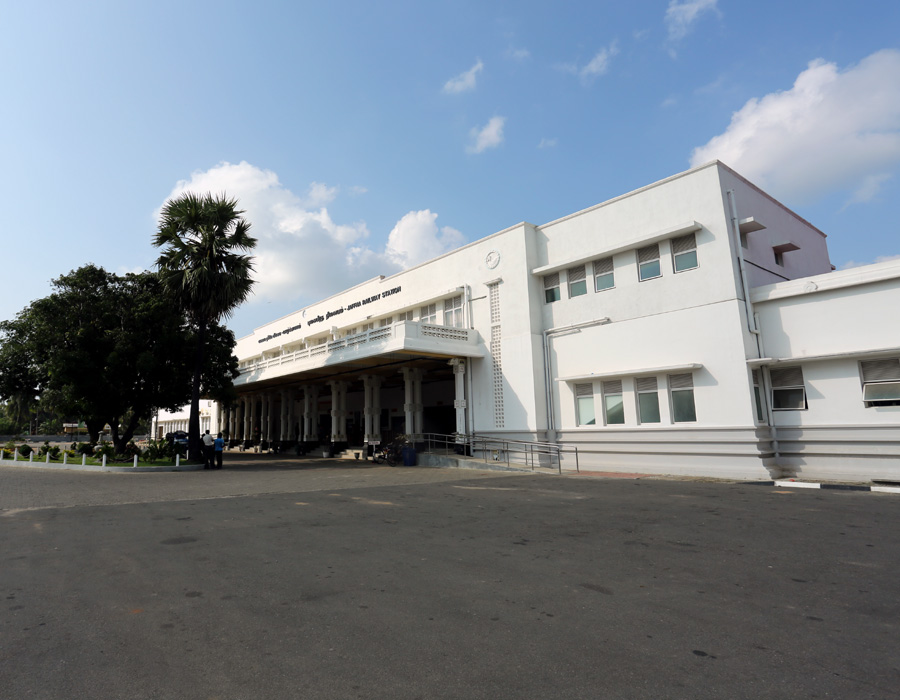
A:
[{"xmin": 153, "ymin": 193, "xmax": 257, "ymax": 461}]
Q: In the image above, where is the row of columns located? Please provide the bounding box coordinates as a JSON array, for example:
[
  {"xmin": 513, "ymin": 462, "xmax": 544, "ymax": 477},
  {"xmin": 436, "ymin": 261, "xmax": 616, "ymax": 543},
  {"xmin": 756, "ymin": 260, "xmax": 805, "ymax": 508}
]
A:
[{"xmin": 216, "ymin": 360, "xmax": 466, "ymax": 445}]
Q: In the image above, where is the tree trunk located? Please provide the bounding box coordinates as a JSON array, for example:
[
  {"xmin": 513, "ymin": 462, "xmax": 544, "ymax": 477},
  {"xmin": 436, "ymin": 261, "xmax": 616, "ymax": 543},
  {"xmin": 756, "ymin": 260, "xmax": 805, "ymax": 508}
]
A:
[
  {"xmin": 188, "ymin": 324, "xmax": 207, "ymax": 462},
  {"xmin": 85, "ymin": 418, "xmax": 104, "ymax": 444}
]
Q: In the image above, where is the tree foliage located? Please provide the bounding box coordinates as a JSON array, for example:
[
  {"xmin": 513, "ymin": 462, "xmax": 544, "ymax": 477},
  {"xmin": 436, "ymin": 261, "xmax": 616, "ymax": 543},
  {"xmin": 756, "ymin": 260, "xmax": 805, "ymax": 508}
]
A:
[
  {"xmin": 154, "ymin": 192, "xmax": 256, "ymax": 460},
  {"xmin": 0, "ymin": 265, "xmax": 239, "ymax": 453}
]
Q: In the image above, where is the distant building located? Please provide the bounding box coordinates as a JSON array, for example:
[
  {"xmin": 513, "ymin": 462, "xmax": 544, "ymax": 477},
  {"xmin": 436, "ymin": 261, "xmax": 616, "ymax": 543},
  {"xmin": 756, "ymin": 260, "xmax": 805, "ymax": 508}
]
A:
[{"xmin": 154, "ymin": 161, "xmax": 900, "ymax": 481}]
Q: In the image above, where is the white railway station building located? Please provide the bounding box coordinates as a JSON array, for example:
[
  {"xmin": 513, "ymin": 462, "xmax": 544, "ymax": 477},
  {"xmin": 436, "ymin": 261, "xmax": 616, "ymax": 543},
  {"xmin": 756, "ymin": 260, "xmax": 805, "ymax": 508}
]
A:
[{"xmin": 154, "ymin": 161, "xmax": 900, "ymax": 482}]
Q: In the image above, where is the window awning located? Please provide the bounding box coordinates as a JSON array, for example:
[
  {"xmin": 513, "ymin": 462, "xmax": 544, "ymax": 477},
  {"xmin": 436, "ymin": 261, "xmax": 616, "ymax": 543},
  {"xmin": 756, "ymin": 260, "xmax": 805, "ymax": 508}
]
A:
[{"xmin": 557, "ymin": 363, "xmax": 703, "ymax": 383}]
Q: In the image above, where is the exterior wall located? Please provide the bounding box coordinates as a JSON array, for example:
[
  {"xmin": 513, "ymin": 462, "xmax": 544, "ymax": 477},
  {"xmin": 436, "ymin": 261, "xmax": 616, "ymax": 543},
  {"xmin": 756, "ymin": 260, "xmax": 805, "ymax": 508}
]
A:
[{"xmin": 750, "ymin": 261, "xmax": 900, "ymax": 481}]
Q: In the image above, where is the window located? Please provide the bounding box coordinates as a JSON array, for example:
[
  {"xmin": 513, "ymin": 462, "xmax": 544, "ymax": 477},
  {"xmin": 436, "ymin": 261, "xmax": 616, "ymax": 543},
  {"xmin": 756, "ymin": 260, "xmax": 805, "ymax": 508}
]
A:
[
  {"xmin": 740, "ymin": 230, "xmax": 749, "ymax": 249},
  {"xmin": 420, "ymin": 303, "xmax": 436, "ymax": 324},
  {"xmin": 343, "ymin": 327, "xmax": 357, "ymax": 337},
  {"xmin": 770, "ymin": 366, "xmax": 807, "ymax": 410},
  {"xmin": 444, "ymin": 295, "xmax": 463, "ymax": 327},
  {"xmin": 360, "ymin": 322, "xmax": 374, "ymax": 332},
  {"xmin": 379, "ymin": 316, "xmax": 393, "ymax": 327},
  {"xmin": 672, "ymin": 233, "xmax": 698, "ymax": 272},
  {"xmin": 860, "ymin": 358, "xmax": 900, "ymax": 407},
  {"xmin": 637, "ymin": 244, "xmax": 661, "ymax": 281},
  {"xmin": 774, "ymin": 250, "xmax": 784, "ymax": 267},
  {"xmin": 752, "ymin": 370, "xmax": 764, "ymax": 422},
  {"xmin": 398, "ymin": 310, "xmax": 414, "ymax": 323},
  {"xmin": 669, "ymin": 373, "xmax": 697, "ymax": 422},
  {"xmin": 636, "ymin": 377, "xmax": 661, "ymax": 423},
  {"xmin": 567, "ymin": 265, "xmax": 587, "ymax": 298},
  {"xmin": 544, "ymin": 273, "xmax": 561, "ymax": 303},
  {"xmin": 575, "ymin": 383, "xmax": 596, "ymax": 426},
  {"xmin": 602, "ymin": 380, "xmax": 625, "ymax": 425},
  {"xmin": 593, "ymin": 257, "xmax": 614, "ymax": 292}
]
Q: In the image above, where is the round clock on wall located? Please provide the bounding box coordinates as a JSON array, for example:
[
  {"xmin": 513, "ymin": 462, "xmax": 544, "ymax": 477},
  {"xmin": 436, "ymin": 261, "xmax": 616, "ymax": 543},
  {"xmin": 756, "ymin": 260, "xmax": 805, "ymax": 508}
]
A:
[{"xmin": 485, "ymin": 250, "xmax": 500, "ymax": 269}]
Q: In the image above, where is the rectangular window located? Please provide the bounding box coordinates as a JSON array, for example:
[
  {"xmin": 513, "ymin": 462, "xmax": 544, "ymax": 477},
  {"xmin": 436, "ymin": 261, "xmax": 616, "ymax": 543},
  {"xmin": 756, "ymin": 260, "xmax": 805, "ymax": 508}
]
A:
[
  {"xmin": 379, "ymin": 316, "xmax": 393, "ymax": 327},
  {"xmin": 360, "ymin": 322, "xmax": 374, "ymax": 332},
  {"xmin": 770, "ymin": 366, "xmax": 807, "ymax": 410},
  {"xmin": 544, "ymin": 273, "xmax": 561, "ymax": 303},
  {"xmin": 752, "ymin": 370, "xmax": 764, "ymax": 422},
  {"xmin": 860, "ymin": 358, "xmax": 900, "ymax": 407},
  {"xmin": 637, "ymin": 244, "xmax": 661, "ymax": 281},
  {"xmin": 774, "ymin": 250, "xmax": 785, "ymax": 267},
  {"xmin": 669, "ymin": 373, "xmax": 697, "ymax": 422},
  {"xmin": 672, "ymin": 233, "xmax": 698, "ymax": 272},
  {"xmin": 575, "ymin": 383, "xmax": 596, "ymax": 426},
  {"xmin": 567, "ymin": 265, "xmax": 587, "ymax": 298},
  {"xmin": 420, "ymin": 303, "xmax": 436, "ymax": 324},
  {"xmin": 602, "ymin": 379, "xmax": 625, "ymax": 425},
  {"xmin": 636, "ymin": 376, "xmax": 661, "ymax": 423},
  {"xmin": 398, "ymin": 310, "xmax": 414, "ymax": 323},
  {"xmin": 443, "ymin": 295, "xmax": 464, "ymax": 328},
  {"xmin": 593, "ymin": 257, "xmax": 614, "ymax": 292}
]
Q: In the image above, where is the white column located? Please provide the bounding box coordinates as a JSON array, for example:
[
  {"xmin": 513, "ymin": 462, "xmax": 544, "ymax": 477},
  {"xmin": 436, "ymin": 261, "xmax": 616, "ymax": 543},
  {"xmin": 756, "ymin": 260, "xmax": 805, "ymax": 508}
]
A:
[
  {"xmin": 362, "ymin": 375, "xmax": 383, "ymax": 445},
  {"xmin": 329, "ymin": 381, "xmax": 348, "ymax": 443},
  {"xmin": 449, "ymin": 358, "xmax": 468, "ymax": 439},
  {"xmin": 262, "ymin": 392, "xmax": 272, "ymax": 442},
  {"xmin": 248, "ymin": 395, "xmax": 257, "ymax": 442},
  {"xmin": 302, "ymin": 385, "xmax": 317, "ymax": 442},
  {"xmin": 279, "ymin": 389, "xmax": 288, "ymax": 442},
  {"xmin": 401, "ymin": 367, "xmax": 423, "ymax": 441}
]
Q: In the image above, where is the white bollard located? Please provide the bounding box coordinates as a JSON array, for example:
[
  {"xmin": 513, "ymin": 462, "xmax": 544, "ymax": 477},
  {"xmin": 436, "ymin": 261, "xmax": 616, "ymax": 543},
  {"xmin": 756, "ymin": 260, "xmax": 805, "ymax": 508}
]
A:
[
  {"xmin": 46, "ymin": 452, "xmax": 50, "ymax": 464},
  {"xmin": 133, "ymin": 454, "xmax": 138, "ymax": 468},
  {"xmin": 102, "ymin": 454, "xmax": 107, "ymax": 468},
  {"xmin": 14, "ymin": 449, "xmax": 18, "ymax": 461},
  {"xmin": 176, "ymin": 454, "xmax": 180, "ymax": 467},
  {"xmin": 29, "ymin": 452, "xmax": 33, "ymax": 462},
  {"xmin": 82, "ymin": 453, "xmax": 86, "ymax": 466},
  {"xmin": 63, "ymin": 451, "xmax": 68, "ymax": 465}
]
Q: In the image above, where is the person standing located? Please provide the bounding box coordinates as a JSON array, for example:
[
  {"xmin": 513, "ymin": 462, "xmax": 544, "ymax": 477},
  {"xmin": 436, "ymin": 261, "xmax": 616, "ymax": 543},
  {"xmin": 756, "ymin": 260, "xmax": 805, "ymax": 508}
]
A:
[
  {"xmin": 201, "ymin": 430, "xmax": 215, "ymax": 469},
  {"xmin": 213, "ymin": 433, "xmax": 225, "ymax": 469}
]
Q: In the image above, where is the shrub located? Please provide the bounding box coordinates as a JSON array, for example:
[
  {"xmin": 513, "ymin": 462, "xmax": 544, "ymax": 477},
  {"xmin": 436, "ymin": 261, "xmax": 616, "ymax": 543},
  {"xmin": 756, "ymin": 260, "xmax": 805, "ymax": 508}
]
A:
[
  {"xmin": 93, "ymin": 441, "xmax": 115, "ymax": 461},
  {"xmin": 17, "ymin": 444, "xmax": 33, "ymax": 457},
  {"xmin": 119, "ymin": 441, "xmax": 142, "ymax": 459},
  {"xmin": 38, "ymin": 442, "xmax": 61, "ymax": 459},
  {"xmin": 76, "ymin": 442, "xmax": 95, "ymax": 456}
]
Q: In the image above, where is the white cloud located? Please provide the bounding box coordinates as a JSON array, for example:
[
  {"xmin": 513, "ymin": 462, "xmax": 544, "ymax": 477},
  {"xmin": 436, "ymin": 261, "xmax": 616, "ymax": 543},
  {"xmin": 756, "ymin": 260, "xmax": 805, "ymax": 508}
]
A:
[
  {"xmin": 158, "ymin": 161, "xmax": 466, "ymax": 308},
  {"xmin": 538, "ymin": 137, "xmax": 558, "ymax": 149},
  {"xmin": 690, "ymin": 50, "xmax": 900, "ymax": 204},
  {"xmin": 385, "ymin": 210, "xmax": 465, "ymax": 268},
  {"xmin": 443, "ymin": 60, "xmax": 484, "ymax": 94},
  {"xmin": 665, "ymin": 0, "xmax": 718, "ymax": 43},
  {"xmin": 467, "ymin": 116, "xmax": 506, "ymax": 154},
  {"xmin": 840, "ymin": 254, "xmax": 900, "ymax": 270},
  {"xmin": 845, "ymin": 172, "xmax": 892, "ymax": 206},
  {"xmin": 580, "ymin": 42, "xmax": 619, "ymax": 78}
]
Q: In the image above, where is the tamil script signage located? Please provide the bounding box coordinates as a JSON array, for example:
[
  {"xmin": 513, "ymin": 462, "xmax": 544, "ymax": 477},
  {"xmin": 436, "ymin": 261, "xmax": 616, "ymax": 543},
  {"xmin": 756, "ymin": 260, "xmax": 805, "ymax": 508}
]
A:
[{"xmin": 257, "ymin": 285, "xmax": 402, "ymax": 344}]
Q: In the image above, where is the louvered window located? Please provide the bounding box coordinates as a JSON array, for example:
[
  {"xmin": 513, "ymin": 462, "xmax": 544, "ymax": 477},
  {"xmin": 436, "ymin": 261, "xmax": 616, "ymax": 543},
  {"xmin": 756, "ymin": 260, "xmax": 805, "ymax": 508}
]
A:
[
  {"xmin": 380, "ymin": 316, "xmax": 393, "ymax": 327},
  {"xmin": 544, "ymin": 273, "xmax": 561, "ymax": 303},
  {"xmin": 602, "ymin": 379, "xmax": 625, "ymax": 425},
  {"xmin": 398, "ymin": 310, "xmax": 414, "ymax": 323},
  {"xmin": 567, "ymin": 265, "xmax": 587, "ymax": 298},
  {"xmin": 752, "ymin": 369, "xmax": 764, "ymax": 422},
  {"xmin": 593, "ymin": 257, "xmax": 614, "ymax": 292},
  {"xmin": 672, "ymin": 233, "xmax": 698, "ymax": 272},
  {"xmin": 636, "ymin": 376, "xmax": 660, "ymax": 424},
  {"xmin": 574, "ymin": 383, "xmax": 595, "ymax": 426},
  {"xmin": 770, "ymin": 366, "xmax": 807, "ymax": 411},
  {"xmin": 669, "ymin": 373, "xmax": 697, "ymax": 422},
  {"xmin": 860, "ymin": 358, "xmax": 900, "ymax": 406},
  {"xmin": 637, "ymin": 244, "xmax": 661, "ymax": 281},
  {"xmin": 420, "ymin": 303, "xmax": 436, "ymax": 324}
]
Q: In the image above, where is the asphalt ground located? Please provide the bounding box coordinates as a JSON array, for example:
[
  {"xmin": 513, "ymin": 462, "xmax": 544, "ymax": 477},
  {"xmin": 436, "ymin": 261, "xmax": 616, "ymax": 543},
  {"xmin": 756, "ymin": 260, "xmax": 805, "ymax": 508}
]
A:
[{"xmin": 1, "ymin": 456, "xmax": 898, "ymax": 699}]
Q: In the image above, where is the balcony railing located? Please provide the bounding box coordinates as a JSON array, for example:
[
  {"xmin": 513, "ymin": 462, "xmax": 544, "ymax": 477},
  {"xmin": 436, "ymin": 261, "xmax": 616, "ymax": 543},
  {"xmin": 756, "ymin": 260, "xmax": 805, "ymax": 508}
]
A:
[{"xmin": 236, "ymin": 321, "xmax": 480, "ymax": 381}]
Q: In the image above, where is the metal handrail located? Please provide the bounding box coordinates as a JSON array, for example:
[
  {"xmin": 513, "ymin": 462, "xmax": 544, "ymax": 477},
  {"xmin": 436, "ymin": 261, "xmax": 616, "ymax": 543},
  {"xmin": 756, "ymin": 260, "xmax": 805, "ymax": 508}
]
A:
[{"xmin": 420, "ymin": 433, "xmax": 579, "ymax": 474}]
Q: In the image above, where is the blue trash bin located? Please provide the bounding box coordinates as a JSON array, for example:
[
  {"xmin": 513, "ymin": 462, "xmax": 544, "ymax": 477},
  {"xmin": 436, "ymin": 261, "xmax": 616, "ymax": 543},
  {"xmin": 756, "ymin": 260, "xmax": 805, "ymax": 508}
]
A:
[{"xmin": 401, "ymin": 446, "xmax": 416, "ymax": 466}]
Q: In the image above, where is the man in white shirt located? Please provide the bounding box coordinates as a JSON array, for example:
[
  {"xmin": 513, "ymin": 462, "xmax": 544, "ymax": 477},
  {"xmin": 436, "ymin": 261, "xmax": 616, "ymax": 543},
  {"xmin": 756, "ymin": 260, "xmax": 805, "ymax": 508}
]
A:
[{"xmin": 201, "ymin": 430, "xmax": 215, "ymax": 470}]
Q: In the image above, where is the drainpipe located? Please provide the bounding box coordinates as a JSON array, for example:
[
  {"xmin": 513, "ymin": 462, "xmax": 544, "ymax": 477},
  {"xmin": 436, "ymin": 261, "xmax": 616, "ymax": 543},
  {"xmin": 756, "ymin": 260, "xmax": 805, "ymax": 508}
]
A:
[
  {"xmin": 727, "ymin": 189, "xmax": 779, "ymax": 468},
  {"xmin": 465, "ymin": 284, "xmax": 475, "ymax": 441},
  {"xmin": 542, "ymin": 317, "xmax": 611, "ymax": 443}
]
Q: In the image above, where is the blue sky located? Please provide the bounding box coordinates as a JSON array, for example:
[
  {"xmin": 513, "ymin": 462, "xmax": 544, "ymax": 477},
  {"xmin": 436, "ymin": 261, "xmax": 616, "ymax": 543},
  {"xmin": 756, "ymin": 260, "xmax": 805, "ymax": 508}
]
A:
[{"xmin": 3, "ymin": 0, "xmax": 899, "ymax": 338}]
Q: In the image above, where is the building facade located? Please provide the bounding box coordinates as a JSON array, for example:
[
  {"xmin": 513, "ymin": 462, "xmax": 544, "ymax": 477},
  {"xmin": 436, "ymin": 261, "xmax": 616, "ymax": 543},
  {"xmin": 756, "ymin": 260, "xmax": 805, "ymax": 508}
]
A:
[{"xmin": 154, "ymin": 161, "xmax": 900, "ymax": 481}]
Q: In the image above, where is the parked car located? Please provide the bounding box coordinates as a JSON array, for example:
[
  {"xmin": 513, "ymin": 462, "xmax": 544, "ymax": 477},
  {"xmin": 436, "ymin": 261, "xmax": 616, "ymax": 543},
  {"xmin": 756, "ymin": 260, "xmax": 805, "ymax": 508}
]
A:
[{"xmin": 167, "ymin": 431, "xmax": 189, "ymax": 447}]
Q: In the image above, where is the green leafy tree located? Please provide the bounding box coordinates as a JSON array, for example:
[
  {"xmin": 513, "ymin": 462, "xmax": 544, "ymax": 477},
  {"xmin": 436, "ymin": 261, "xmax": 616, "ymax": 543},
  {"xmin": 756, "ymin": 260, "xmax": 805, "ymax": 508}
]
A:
[
  {"xmin": 0, "ymin": 265, "xmax": 240, "ymax": 453},
  {"xmin": 153, "ymin": 192, "xmax": 256, "ymax": 461}
]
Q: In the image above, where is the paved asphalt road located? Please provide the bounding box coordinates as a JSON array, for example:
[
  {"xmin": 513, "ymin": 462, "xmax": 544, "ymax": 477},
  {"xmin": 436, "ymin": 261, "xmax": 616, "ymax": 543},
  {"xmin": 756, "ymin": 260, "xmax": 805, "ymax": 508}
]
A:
[{"xmin": 1, "ymin": 455, "xmax": 898, "ymax": 699}]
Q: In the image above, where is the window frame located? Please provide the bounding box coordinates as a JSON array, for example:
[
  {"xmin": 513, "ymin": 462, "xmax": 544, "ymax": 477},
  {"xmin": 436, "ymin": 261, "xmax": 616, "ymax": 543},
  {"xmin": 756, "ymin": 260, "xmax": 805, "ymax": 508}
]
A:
[
  {"xmin": 574, "ymin": 383, "xmax": 596, "ymax": 426},
  {"xmin": 860, "ymin": 358, "xmax": 900, "ymax": 407},
  {"xmin": 443, "ymin": 295, "xmax": 464, "ymax": 328},
  {"xmin": 671, "ymin": 233, "xmax": 698, "ymax": 273},
  {"xmin": 601, "ymin": 379, "xmax": 625, "ymax": 425},
  {"xmin": 669, "ymin": 373, "xmax": 697, "ymax": 423},
  {"xmin": 769, "ymin": 366, "xmax": 807, "ymax": 411},
  {"xmin": 636, "ymin": 376, "xmax": 661, "ymax": 424},
  {"xmin": 544, "ymin": 273, "xmax": 561, "ymax": 304},
  {"xmin": 567, "ymin": 265, "xmax": 588, "ymax": 298},
  {"xmin": 420, "ymin": 303, "xmax": 437, "ymax": 324},
  {"xmin": 593, "ymin": 257, "xmax": 615, "ymax": 292},
  {"xmin": 637, "ymin": 244, "xmax": 661, "ymax": 282}
]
